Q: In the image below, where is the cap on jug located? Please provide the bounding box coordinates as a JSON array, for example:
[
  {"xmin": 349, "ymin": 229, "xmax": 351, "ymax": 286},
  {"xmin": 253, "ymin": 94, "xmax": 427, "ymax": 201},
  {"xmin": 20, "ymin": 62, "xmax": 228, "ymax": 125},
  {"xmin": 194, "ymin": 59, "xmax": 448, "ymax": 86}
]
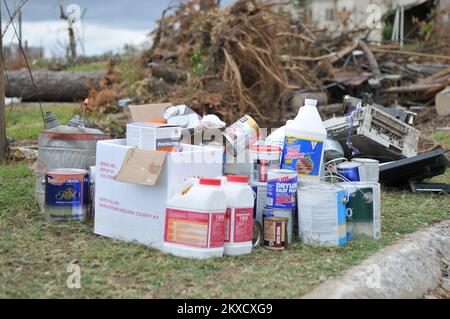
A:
[
  {"xmin": 227, "ymin": 175, "xmax": 249, "ymax": 183},
  {"xmin": 304, "ymin": 99, "xmax": 318, "ymax": 107},
  {"xmin": 200, "ymin": 178, "xmax": 221, "ymax": 186}
]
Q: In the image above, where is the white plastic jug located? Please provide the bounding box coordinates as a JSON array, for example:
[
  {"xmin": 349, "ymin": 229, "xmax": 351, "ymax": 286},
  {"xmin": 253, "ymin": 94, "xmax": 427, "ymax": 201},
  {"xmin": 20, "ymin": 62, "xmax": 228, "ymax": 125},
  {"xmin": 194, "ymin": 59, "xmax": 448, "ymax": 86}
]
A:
[
  {"xmin": 223, "ymin": 175, "xmax": 254, "ymax": 256},
  {"xmin": 163, "ymin": 178, "xmax": 227, "ymax": 259},
  {"xmin": 281, "ymin": 99, "xmax": 327, "ymax": 183}
]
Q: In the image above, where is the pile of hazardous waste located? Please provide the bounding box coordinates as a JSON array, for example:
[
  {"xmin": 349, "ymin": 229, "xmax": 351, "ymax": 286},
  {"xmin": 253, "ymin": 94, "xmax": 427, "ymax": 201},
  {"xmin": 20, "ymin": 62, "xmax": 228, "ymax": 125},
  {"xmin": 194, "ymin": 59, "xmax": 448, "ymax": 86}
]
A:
[{"xmin": 35, "ymin": 93, "xmax": 449, "ymax": 259}]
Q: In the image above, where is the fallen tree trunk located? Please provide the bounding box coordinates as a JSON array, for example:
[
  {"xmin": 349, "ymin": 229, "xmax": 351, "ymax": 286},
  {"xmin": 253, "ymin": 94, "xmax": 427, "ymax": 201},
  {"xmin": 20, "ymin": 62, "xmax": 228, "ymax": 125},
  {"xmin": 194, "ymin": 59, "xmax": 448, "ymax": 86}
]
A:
[
  {"xmin": 5, "ymin": 69, "xmax": 105, "ymax": 102},
  {"xmin": 357, "ymin": 38, "xmax": 381, "ymax": 76}
]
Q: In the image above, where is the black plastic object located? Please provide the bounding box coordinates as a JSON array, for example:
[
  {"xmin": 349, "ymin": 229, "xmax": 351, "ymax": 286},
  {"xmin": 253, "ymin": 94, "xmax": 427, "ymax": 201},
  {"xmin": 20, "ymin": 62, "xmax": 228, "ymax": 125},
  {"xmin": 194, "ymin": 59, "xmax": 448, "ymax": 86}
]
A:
[
  {"xmin": 379, "ymin": 147, "xmax": 449, "ymax": 187},
  {"xmin": 409, "ymin": 182, "xmax": 449, "ymax": 194}
]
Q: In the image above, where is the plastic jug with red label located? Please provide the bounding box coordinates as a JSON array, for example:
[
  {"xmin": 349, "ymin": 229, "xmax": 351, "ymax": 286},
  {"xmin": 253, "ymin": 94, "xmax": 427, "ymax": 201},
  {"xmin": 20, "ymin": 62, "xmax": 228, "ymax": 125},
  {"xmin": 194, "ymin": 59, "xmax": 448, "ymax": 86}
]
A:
[
  {"xmin": 223, "ymin": 175, "xmax": 254, "ymax": 256},
  {"xmin": 163, "ymin": 178, "xmax": 227, "ymax": 259}
]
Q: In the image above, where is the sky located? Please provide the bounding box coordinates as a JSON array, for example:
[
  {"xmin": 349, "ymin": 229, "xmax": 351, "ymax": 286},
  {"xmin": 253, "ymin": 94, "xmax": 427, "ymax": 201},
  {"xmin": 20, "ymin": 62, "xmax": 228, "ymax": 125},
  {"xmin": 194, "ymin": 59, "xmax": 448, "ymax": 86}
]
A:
[{"xmin": 1, "ymin": 0, "xmax": 235, "ymax": 57}]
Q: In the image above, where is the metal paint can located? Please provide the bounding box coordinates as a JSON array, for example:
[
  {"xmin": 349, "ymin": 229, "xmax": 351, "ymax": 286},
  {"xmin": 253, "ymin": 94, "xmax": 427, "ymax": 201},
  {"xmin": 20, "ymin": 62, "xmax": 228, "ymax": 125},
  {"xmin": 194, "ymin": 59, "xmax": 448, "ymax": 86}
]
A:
[
  {"xmin": 297, "ymin": 183, "xmax": 347, "ymax": 246},
  {"xmin": 266, "ymin": 169, "xmax": 297, "ymax": 209},
  {"xmin": 351, "ymin": 158, "xmax": 379, "ymax": 182},
  {"xmin": 336, "ymin": 162, "xmax": 361, "ymax": 182},
  {"xmin": 263, "ymin": 208, "xmax": 293, "ymax": 244},
  {"xmin": 263, "ymin": 216, "xmax": 288, "ymax": 250},
  {"xmin": 249, "ymin": 145, "xmax": 281, "ymax": 185},
  {"xmin": 251, "ymin": 183, "xmax": 267, "ymax": 224},
  {"xmin": 223, "ymin": 115, "xmax": 260, "ymax": 156},
  {"xmin": 338, "ymin": 182, "xmax": 381, "ymax": 240},
  {"xmin": 45, "ymin": 169, "xmax": 90, "ymax": 222}
]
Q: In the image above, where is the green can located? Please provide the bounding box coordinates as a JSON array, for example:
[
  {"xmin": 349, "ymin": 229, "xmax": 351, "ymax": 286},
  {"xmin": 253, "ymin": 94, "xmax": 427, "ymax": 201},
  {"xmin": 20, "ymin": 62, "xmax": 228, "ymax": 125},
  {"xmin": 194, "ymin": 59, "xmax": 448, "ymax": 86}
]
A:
[{"xmin": 338, "ymin": 182, "xmax": 381, "ymax": 240}]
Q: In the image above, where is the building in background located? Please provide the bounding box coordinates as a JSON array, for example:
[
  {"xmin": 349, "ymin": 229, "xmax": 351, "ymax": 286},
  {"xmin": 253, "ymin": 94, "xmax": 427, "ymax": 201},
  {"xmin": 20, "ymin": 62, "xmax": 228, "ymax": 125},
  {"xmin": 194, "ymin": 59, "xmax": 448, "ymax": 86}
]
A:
[
  {"xmin": 301, "ymin": 0, "xmax": 442, "ymax": 42},
  {"xmin": 4, "ymin": 41, "xmax": 44, "ymax": 61}
]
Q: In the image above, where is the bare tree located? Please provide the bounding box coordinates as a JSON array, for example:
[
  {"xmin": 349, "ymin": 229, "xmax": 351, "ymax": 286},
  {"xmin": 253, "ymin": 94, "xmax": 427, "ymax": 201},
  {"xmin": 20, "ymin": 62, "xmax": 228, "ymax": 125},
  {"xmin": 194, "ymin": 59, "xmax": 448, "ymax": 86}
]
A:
[{"xmin": 59, "ymin": 0, "xmax": 77, "ymax": 63}]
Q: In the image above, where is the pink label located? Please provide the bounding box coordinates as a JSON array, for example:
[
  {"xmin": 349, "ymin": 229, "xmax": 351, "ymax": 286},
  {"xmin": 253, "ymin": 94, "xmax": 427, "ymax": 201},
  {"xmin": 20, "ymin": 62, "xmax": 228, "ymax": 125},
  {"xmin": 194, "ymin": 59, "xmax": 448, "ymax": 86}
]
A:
[
  {"xmin": 234, "ymin": 208, "xmax": 253, "ymax": 243},
  {"xmin": 210, "ymin": 213, "xmax": 225, "ymax": 248},
  {"xmin": 224, "ymin": 208, "xmax": 232, "ymax": 243}
]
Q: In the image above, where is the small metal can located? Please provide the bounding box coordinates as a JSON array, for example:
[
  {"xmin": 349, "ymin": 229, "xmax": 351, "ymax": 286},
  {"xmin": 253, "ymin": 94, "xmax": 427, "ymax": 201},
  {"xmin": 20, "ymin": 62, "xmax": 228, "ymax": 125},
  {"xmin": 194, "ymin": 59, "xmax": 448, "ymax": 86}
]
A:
[
  {"xmin": 337, "ymin": 162, "xmax": 361, "ymax": 182},
  {"xmin": 223, "ymin": 115, "xmax": 260, "ymax": 156},
  {"xmin": 263, "ymin": 216, "xmax": 289, "ymax": 250},
  {"xmin": 45, "ymin": 168, "xmax": 90, "ymax": 222},
  {"xmin": 351, "ymin": 158, "xmax": 379, "ymax": 182},
  {"xmin": 266, "ymin": 169, "xmax": 297, "ymax": 209},
  {"xmin": 264, "ymin": 208, "xmax": 293, "ymax": 244}
]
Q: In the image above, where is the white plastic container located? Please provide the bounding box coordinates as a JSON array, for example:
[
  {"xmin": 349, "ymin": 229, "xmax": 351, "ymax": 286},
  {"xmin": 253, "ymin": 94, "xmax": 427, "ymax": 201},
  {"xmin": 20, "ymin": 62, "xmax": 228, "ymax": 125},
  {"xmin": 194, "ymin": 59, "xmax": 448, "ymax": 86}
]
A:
[
  {"xmin": 281, "ymin": 99, "xmax": 327, "ymax": 183},
  {"xmin": 265, "ymin": 126, "xmax": 285, "ymax": 149},
  {"xmin": 223, "ymin": 175, "xmax": 254, "ymax": 256},
  {"xmin": 163, "ymin": 178, "xmax": 227, "ymax": 259}
]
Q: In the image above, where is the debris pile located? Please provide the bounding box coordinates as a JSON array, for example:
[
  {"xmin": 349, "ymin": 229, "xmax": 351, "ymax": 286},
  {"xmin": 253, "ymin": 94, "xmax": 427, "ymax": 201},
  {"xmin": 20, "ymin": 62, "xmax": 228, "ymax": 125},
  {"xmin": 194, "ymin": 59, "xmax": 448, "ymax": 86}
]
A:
[{"xmin": 119, "ymin": 0, "xmax": 448, "ymax": 128}]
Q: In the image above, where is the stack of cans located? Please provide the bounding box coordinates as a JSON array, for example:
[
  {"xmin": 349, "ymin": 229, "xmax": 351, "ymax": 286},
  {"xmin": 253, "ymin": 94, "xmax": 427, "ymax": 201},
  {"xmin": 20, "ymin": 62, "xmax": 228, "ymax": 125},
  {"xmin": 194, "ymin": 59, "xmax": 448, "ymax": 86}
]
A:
[{"xmin": 263, "ymin": 169, "xmax": 298, "ymax": 245}]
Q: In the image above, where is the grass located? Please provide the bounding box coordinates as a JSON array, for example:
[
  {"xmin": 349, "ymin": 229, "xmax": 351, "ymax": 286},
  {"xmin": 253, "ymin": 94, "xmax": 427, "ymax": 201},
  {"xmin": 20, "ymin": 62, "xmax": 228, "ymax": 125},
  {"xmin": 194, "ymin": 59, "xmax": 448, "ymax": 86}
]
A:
[
  {"xmin": 0, "ymin": 165, "xmax": 448, "ymax": 298},
  {"xmin": 65, "ymin": 62, "xmax": 108, "ymax": 72},
  {"xmin": 6, "ymin": 104, "xmax": 79, "ymax": 141}
]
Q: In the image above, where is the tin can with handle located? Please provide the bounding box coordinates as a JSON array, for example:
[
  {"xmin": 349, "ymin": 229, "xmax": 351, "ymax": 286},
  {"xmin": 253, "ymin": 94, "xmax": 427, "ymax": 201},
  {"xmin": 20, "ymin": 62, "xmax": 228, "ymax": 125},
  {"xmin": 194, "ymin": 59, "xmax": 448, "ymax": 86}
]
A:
[
  {"xmin": 263, "ymin": 216, "xmax": 289, "ymax": 250},
  {"xmin": 336, "ymin": 162, "xmax": 361, "ymax": 182},
  {"xmin": 45, "ymin": 169, "xmax": 90, "ymax": 222},
  {"xmin": 266, "ymin": 169, "xmax": 297, "ymax": 210}
]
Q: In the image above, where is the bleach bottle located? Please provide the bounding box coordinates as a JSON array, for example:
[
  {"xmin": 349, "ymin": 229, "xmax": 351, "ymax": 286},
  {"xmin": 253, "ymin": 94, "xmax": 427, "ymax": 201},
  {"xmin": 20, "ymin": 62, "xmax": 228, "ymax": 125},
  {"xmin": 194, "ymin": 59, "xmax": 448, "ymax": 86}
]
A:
[
  {"xmin": 223, "ymin": 175, "xmax": 254, "ymax": 256},
  {"xmin": 280, "ymin": 99, "xmax": 327, "ymax": 183},
  {"xmin": 163, "ymin": 178, "xmax": 227, "ymax": 259}
]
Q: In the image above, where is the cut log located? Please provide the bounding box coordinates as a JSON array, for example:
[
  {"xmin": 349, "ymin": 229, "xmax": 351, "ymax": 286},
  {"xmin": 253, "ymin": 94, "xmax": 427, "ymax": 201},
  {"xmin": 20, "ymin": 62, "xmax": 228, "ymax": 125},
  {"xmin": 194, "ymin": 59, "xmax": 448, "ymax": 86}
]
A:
[
  {"xmin": 5, "ymin": 69, "xmax": 105, "ymax": 102},
  {"xmin": 436, "ymin": 86, "xmax": 450, "ymax": 116},
  {"xmin": 281, "ymin": 90, "xmax": 328, "ymax": 113},
  {"xmin": 150, "ymin": 64, "xmax": 187, "ymax": 84}
]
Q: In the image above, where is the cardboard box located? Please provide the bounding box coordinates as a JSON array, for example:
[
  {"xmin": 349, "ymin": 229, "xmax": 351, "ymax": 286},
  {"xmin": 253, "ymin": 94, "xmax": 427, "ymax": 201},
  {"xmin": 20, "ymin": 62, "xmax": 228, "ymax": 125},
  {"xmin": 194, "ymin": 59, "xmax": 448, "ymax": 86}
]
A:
[
  {"xmin": 94, "ymin": 139, "xmax": 223, "ymax": 249},
  {"xmin": 126, "ymin": 122, "xmax": 182, "ymax": 151}
]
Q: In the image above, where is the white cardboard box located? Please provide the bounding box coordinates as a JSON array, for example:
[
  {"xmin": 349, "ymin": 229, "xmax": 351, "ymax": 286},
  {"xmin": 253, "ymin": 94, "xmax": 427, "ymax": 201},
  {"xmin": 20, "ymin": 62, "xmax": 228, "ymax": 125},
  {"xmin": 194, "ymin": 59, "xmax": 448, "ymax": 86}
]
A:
[
  {"xmin": 94, "ymin": 139, "xmax": 223, "ymax": 249},
  {"xmin": 126, "ymin": 122, "xmax": 182, "ymax": 151}
]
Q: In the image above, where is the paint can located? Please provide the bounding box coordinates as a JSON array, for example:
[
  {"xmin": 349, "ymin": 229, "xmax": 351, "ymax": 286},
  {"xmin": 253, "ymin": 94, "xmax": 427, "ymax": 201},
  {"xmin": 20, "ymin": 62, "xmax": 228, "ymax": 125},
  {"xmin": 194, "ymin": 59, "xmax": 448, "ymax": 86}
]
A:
[
  {"xmin": 45, "ymin": 169, "xmax": 90, "ymax": 222},
  {"xmin": 336, "ymin": 162, "xmax": 361, "ymax": 182},
  {"xmin": 266, "ymin": 169, "xmax": 297, "ymax": 210},
  {"xmin": 251, "ymin": 183, "xmax": 267, "ymax": 224},
  {"xmin": 263, "ymin": 208, "xmax": 293, "ymax": 244},
  {"xmin": 351, "ymin": 158, "xmax": 379, "ymax": 182},
  {"xmin": 338, "ymin": 182, "xmax": 381, "ymax": 240},
  {"xmin": 297, "ymin": 183, "xmax": 347, "ymax": 246},
  {"xmin": 249, "ymin": 145, "xmax": 281, "ymax": 185},
  {"xmin": 222, "ymin": 115, "xmax": 260, "ymax": 156},
  {"xmin": 263, "ymin": 216, "xmax": 288, "ymax": 250}
]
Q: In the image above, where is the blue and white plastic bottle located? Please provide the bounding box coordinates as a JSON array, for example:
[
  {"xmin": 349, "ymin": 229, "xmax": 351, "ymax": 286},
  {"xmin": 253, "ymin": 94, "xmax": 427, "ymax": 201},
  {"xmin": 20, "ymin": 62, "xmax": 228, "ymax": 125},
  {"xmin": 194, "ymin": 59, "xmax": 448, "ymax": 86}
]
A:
[{"xmin": 280, "ymin": 99, "xmax": 327, "ymax": 183}]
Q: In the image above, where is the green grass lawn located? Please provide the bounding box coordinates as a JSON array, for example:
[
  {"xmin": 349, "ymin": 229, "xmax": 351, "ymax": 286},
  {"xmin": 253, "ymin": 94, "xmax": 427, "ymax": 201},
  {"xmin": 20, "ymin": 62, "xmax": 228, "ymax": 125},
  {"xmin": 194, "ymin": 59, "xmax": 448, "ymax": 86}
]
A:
[
  {"xmin": 6, "ymin": 104, "xmax": 79, "ymax": 141},
  {"xmin": 0, "ymin": 165, "xmax": 448, "ymax": 298}
]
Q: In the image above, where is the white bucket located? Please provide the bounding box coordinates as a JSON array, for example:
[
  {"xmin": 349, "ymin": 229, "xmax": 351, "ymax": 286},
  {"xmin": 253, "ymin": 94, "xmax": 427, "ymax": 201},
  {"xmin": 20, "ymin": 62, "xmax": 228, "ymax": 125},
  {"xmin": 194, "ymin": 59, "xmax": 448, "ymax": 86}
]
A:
[{"xmin": 351, "ymin": 158, "xmax": 380, "ymax": 182}]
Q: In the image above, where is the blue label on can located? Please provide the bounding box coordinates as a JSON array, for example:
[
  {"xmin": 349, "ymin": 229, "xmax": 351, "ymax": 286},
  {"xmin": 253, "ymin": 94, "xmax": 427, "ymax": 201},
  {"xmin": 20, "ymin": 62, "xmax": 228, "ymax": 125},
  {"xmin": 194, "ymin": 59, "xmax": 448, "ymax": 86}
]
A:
[
  {"xmin": 337, "ymin": 190, "xmax": 347, "ymax": 246},
  {"xmin": 337, "ymin": 166, "xmax": 360, "ymax": 182},
  {"xmin": 45, "ymin": 174, "xmax": 89, "ymax": 209},
  {"xmin": 266, "ymin": 176, "xmax": 297, "ymax": 209},
  {"xmin": 280, "ymin": 136, "xmax": 324, "ymax": 177}
]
